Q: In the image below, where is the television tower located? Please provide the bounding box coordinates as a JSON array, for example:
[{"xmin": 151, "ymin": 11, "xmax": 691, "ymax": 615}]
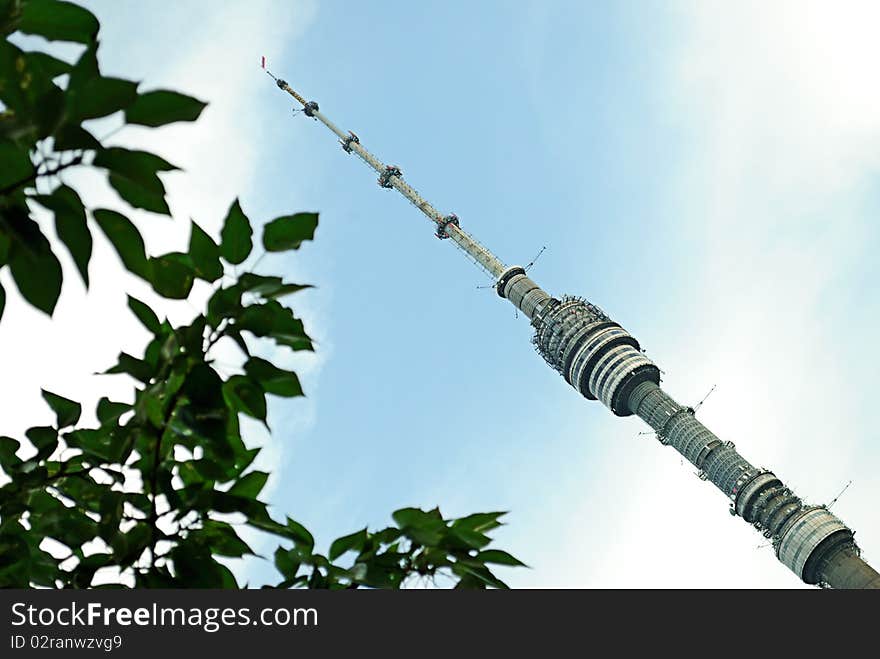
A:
[{"xmin": 266, "ymin": 68, "xmax": 879, "ymax": 589}]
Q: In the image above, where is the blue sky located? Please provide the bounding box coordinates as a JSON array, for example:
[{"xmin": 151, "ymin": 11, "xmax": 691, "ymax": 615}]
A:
[{"xmin": 2, "ymin": 1, "xmax": 879, "ymax": 588}]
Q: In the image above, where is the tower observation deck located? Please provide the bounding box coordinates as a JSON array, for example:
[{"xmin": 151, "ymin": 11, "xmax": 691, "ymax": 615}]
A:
[{"xmin": 268, "ymin": 72, "xmax": 880, "ymax": 589}]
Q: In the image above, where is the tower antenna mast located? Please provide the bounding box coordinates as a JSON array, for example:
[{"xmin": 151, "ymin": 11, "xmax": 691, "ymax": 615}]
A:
[{"xmin": 266, "ymin": 67, "xmax": 879, "ymax": 589}]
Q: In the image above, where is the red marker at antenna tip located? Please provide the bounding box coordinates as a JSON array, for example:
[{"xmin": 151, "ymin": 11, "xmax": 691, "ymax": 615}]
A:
[{"xmin": 261, "ymin": 56, "xmax": 266, "ymax": 69}]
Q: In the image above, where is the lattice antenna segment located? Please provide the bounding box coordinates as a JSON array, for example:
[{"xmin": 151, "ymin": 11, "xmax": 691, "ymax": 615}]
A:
[{"xmin": 269, "ymin": 73, "xmax": 506, "ymax": 279}]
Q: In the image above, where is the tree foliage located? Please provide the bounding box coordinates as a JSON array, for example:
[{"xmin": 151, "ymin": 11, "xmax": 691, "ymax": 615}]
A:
[{"xmin": 0, "ymin": 0, "xmax": 522, "ymax": 588}]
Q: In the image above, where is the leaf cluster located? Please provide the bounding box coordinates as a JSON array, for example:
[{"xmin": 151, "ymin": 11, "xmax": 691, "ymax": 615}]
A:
[
  {"xmin": 274, "ymin": 508, "xmax": 525, "ymax": 590},
  {"xmin": 0, "ymin": 198, "xmax": 321, "ymax": 587},
  {"xmin": 1, "ymin": 0, "xmax": 207, "ymax": 317},
  {"xmin": 0, "ymin": 201, "xmax": 519, "ymax": 588}
]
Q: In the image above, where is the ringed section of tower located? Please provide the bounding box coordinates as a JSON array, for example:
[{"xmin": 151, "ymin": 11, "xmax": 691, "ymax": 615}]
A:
[
  {"xmin": 498, "ymin": 268, "xmax": 872, "ymax": 587},
  {"xmin": 279, "ymin": 80, "xmax": 874, "ymax": 588}
]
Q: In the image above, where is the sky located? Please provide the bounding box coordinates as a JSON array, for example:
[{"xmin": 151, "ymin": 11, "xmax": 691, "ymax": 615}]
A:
[{"xmin": 1, "ymin": 0, "xmax": 879, "ymax": 588}]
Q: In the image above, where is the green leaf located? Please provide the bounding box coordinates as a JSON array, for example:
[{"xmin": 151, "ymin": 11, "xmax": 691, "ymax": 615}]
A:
[
  {"xmin": 0, "ymin": 43, "xmax": 66, "ymax": 140},
  {"xmin": 69, "ymin": 76, "xmax": 138, "ymax": 122},
  {"xmin": 63, "ymin": 44, "xmax": 137, "ymax": 121},
  {"xmin": 0, "ymin": 229, "xmax": 9, "ymax": 265},
  {"xmin": 171, "ymin": 542, "xmax": 238, "ymax": 588},
  {"xmin": 244, "ymin": 357, "xmax": 303, "ymax": 397},
  {"xmin": 33, "ymin": 185, "xmax": 91, "ymax": 287},
  {"xmin": 206, "ymin": 285, "xmax": 241, "ymax": 327},
  {"xmin": 452, "ymin": 511, "xmax": 506, "ymax": 534},
  {"xmin": 126, "ymin": 295, "xmax": 160, "ymax": 333},
  {"xmin": 64, "ymin": 427, "xmax": 117, "ymax": 464},
  {"xmin": 475, "ymin": 549, "xmax": 526, "ymax": 567},
  {"xmin": 96, "ymin": 398, "xmax": 129, "ymax": 425},
  {"xmin": 239, "ymin": 273, "xmax": 312, "ymax": 299},
  {"xmin": 285, "ymin": 518, "xmax": 315, "ymax": 552},
  {"xmin": 0, "ymin": 139, "xmax": 34, "ymax": 190},
  {"xmin": 5, "ymin": 208, "xmax": 62, "ymax": 315},
  {"xmin": 0, "ymin": 44, "xmax": 29, "ymax": 122},
  {"xmin": 53, "ymin": 124, "xmax": 101, "ymax": 151},
  {"xmin": 237, "ymin": 300, "xmax": 313, "ymax": 352},
  {"xmin": 93, "ymin": 148, "xmax": 176, "ymax": 216},
  {"xmin": 262, "ymin": 212, "xmax": 319, "ymax": 252},
  {"xmin": 194, "ymin": 521, "xmax": 253, "ymax": 558},
  {"xmin": 125, "ymin": 89, "xmax": 207, "ymax": 127},
  {"xmin": 274, "ymin": 547, "xmax": 301, "ymax": 580},
  {"xmin": 40, "ymin": 389, "xmax": 81, "ymax": 428},
  {"xmin": 103, "ymin": 352, "xmax": 154, "ymax": 384},
  {"xmin": 266, "ymin": 283, "xmax": 312, "ymax": 299},
  {"xmin": 148, "ymin": 253, "xmax": 194, "ymax": 299},
  {"xmin": 329, "ymin": 528, "xmax": 368, "ymax": 561},
  {"xmin": 392, "ymin": 507, "xmax": 446, "ymax": 546},
  {"xmin": 228, "ymin": 471, "xmax": 269, "ymax": 499},
  {"xmin": 36, "ymin": 93, "xmax": 66, "ymax": 144},
  {"xmin": 107, "ymin": 173, "xmax": 169, "ymax": 215},
  {"xmin": 92, "ymin": 217, "xmax": 157, "ymax": 292},
  {"xmin": 371, "ymin": 527, "xmax": 403, "ymax": 546},
  {"xmin": 448, "ymin": 526, "xmax": 491, "ymax": 550},
  {"xmin": 0, "ymin": 435, "xmax": 21, "ymax": 472},
  {"xmin": 17, "ymin": 0, "xmax": 99, "ymax": 43},
  {"xmin": 177, "ymin": 364, "xmax": 226, "ymax": 444},
  {"xmin": 93, "ymin": 209, "xmax": 149, "ymax": 279},
  {"xmin": 223, "ymin": 375, "xmax": 267, "ymax": 424},
  {"xmin": 238, "ymin": 273, "xmax": 282, "ymax": 295},
  {"xmin": 452, "ymin": 563, "xmax": 508, "ymax": 589},
  {"xmin": 24, "ymin": 50, "xmax": 71, "ymax": 79},
  {"xmin": 29, "ymin": 490, "xmax": 98, "ymax": 550},
  {"xmin": 188, "ymin": 221, "xmax": 222, "ymax": 282},
  {"xmin": 25, "ymin": 426, "xmax": 57, "ymax": 461},
  {"xmin": 66, "ymin": 39, "xmax": 98, "ymax": 87},
  {"xmin": 177, "ymin": 315, "xmax": 206, "ymax": 355},
  {"xmin": 108, "ymin": 522, "xmax": 150, "ymax": 567},
  {"xmin": 219, "ymin": 199, "xmax": 252, "ymax": 265},
  {"xmin": 392, "ymin": 507, "xmax": 442, "ymax": 530}
]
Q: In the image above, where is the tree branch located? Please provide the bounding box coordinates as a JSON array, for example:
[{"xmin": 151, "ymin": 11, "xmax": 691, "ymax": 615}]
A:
[{"xmin": 0, "ymin": 153, "xmax": 84, "ymax": 197}]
